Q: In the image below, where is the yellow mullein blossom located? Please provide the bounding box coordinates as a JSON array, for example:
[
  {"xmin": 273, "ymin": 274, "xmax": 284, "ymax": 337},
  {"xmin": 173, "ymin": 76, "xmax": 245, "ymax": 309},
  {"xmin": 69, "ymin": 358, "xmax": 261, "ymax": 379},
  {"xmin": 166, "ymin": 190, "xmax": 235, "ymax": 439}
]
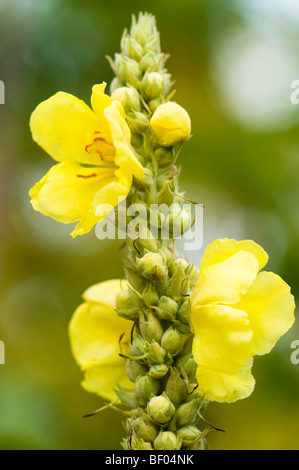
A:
[
  {"xmin": 69, "ymin": 279, "xmax": 133, "ymax": 401},
  {"xmin": 29, "ymin": 83, "xmax": 144, "ymax": 237},
  {"xmin": 150, "ymin": 102, "xmax": 191, "ymax": 147},
  {"xmin": 190, "ymin": 239, "xmax": 295, "ymax": 404}
]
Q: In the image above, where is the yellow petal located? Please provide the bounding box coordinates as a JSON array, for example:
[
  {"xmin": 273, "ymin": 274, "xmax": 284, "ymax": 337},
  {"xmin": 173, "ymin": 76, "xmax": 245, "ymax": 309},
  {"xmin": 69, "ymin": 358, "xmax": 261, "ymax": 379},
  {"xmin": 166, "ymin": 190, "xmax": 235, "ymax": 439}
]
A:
[
  {"xmin": 199, "ymin": 239, "xmax": 269, "ymax": 272},
  {"xmin": 235, "ymin": 271, "xmax": 296, "ymax": 356},
  {"xmin": 29, "ymin": 161, "xmax": 118, "ymax": 236},
  {"xmin": 191, "ymin": 304, "xmax": 253, "ymax": 376},
  {"xmin": 30, "ymin": 92, "xmax": 109, "ymax": 165},
  {"xmin": 104, "ymin": 100, "xmax": 144, "ymax": 179},
  {"xmin": 192, "ymin": 251, "xmax": 259, "ymax": 305},
  {"xmin": 82, "ymin": 363, "xmax": 132, "ymax": 402},
  {"xmin": 91, "ymin": 83, "xmax": 113, "ymax": 120},
  {"xmin": 196, "ymin": 358, "xmax": 255, "ymax": 403},
  {"xmin": 83, "ymin": 279, "xmax": 128, "ymax": 308},
  {"xmin": 69, "ymin": 303, "xmax": 132, "ymax": 369}
]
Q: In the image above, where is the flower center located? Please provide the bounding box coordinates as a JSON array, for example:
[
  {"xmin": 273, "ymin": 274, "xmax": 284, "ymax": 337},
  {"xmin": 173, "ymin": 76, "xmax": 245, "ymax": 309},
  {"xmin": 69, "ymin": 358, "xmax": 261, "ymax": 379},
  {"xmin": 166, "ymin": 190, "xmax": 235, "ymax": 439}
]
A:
[{"xmin": 85, "ymin": 131, "xmax": 116, "ymax": 163}]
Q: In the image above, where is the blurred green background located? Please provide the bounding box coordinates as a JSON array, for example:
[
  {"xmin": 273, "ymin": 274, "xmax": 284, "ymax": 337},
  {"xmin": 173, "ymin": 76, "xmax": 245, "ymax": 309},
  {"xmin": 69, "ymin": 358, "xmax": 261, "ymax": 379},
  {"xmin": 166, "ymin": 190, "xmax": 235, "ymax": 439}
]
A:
[{"xmin": 0, "ymin": 0, "xmax": 298, "ymax": 450}]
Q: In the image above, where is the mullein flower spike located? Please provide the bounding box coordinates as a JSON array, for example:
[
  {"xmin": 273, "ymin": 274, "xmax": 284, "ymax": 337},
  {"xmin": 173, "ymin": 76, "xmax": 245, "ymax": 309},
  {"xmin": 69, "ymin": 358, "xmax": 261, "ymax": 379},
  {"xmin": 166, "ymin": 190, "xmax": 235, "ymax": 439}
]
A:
[{"xmin": 30, "ymin": 12, "xmax": 295, "ymax": 450}]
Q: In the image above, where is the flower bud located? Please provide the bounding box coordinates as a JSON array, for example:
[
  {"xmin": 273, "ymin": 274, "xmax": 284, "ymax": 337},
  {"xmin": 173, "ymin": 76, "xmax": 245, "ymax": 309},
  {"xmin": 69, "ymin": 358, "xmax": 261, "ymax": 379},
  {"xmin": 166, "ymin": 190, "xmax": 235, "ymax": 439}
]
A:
[
  {"xmin": 147, "ymin": 341, "xmax": 166, "ymax": 364},
  {"xmin": 121, "ymin": 35, "xmax": 143, "ymax": 61},
  {"xmin": 123, "ymin": 265, "xmax": 145, "ymax": 292},
  {"xmin": 142, "ymin": 72, "xmax": 164, "ymax": 100},
  {"xmin": 111, "ymin": 86, "xmax": 140, "ymax": 112},
  {"xmin": 126, "ymin": 360, "xmax": 148, "ymax": 382},
  {"xmin": 139, "ymin": 311, "xmax": 163, "ymax": 343},
  {"xmin": 156, "ymin": 296, "xmax": 178, "ymax": 321},
  {"xmin": 177, "ymin": 298, "xmax": 191, "ymax": 328},
  {"xmin": 147, "ymin": 394, "xmax": 175, "ymax": 424},
  {"xmin": 126, "ymin": 112, "xmax": 148, "ymax": 133},
  {"xmin": 136, "ymin": 374, "xmax": 160, "ymax": 407},
  {"xmin": 149, "ymin": 364, "xmax": 169, "ymax": 379},
  {"xmin": 149, "ymin": 97, "xmax": 163, "ymax": 113},
  {"xmin": 157, "ymin": 180, "xmax": 175, "ymax": 205},
  {"xmin": 127, "ymin": 437, "xmax": 153, "ymax": 450},
  {"xmin": 142, "ymin": 284, "xmax": 159, "ymax": 307},
  {"xmin": 132, "ymin": 417, "xmax": 159, "ymax": 443},
  {"xmin": 164, "ymin": 204, "xmax": 191, "ymax": 238},
  {"xmin": 176, "ymin": 397, "xmax": 200, "ymax": 427},
  {"xmin": 116, "ymin": 288, "xmax": 143, "ymax": 320},
  {"xmin": 154, "ymin": 431, "xmax": 177, "ymax": 450},
  {"xmin": 161, "ymin": 327, "xmax": 184, "ymax": 356},
  {"xmin": 150, "ymin": 102, "xmax": 191, "ymax": 147},
  {"xmin": 170, "ymin": 258, "xmax": 189, "ymax": 276},
  {"xmin": 130, "ymin": 336, "xmax": 148, "ymax": 356},
  {"xmin": 167, "ymin": 266, "xmax": 187, "ymax": 302},
  {"xmin": 137, "ymin": 252, "xmax": 167, "ymax": 282},
  {"xmin": 115, "ymin": 54, "xmax": 141, "ymax": 83},
  {"xmin": 177, "ymin": 425, "xmax": 201, "ymax": 446},
  {"xmin": 165, "ymin": 367, "xmax": 187, "ymax": 407},
  {"xmin": 132, "ymin": 167, "xmax": 153, "ymax": 192},
  {"xmin": 115, "ymin": 384, "xmax": 139, "ymax": 409},
  {"xmin": 175, "ymin": 354, "xmax": 197, "ymax": 381},
  {"xmin": 130, "ymin": 12, "xmax": 158, "ymax": 48},
  {"xmin": 140, "ymin": 51, "xmax": 158, "ymax": 73}
]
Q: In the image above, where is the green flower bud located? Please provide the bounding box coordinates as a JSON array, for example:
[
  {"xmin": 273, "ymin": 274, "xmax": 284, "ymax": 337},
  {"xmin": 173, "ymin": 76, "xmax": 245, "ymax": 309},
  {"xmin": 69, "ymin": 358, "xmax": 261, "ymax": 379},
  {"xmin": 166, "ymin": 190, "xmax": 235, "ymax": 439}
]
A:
[
  {"xmin": 170, "ymin": 257, "xmax": 189, "ymax": 277},
  {"xmin": 142, "ymin": 284, "xmax": 159, "ymax": 307},
  {"xmin": 156, "ymin": 296, "xmax": 178, "ymax": 321},
  {"xmin": 161, "ymin": 327, "xmax": 184, "ymax": 356},
  {"xmin": 167, "ymin": 266, "xmax": 188, "ymax": 302},
  {"xmin": 126, "ymin": 360, "xmax": 148, "ymax": 382},
  {"xmin": 149, "ymin": 364, "xmax": 169, "ymax": 379},
  {"xmin": 128, "ymin": 437, "xmax": 153, "ymax": 450},
  {"xmin": 177, "ymin": 425, "xmax": 201, "ymax": 446},
  {"xmin": 132, "ymin": 417, "xmax": 159, "ymax": 443},
  {"xmin": 136, "ymin": 374, "xmax": 160, "ymax": 407},
  {"xmin": 149, "ymin": 97, "xmax": 163, "ymax": 113},
  {"xmin": 147, "ymin": 394, "xmax": 175, "ymax": 424},
  {"xmin": 177, "ymin": 298, "xmax": 191, "ymax": 328},
  {"xmin": 147, "ymin": 341, "xmax": 166, "ymax": 364},
  {"xmin": 124, "ymin": 265, "xmax": 145, "ymax": 292},
  {"xmin": 139, "ymin": 311, "xmax": 163, "ymax": 343},
  {"xmin": 157, "ymin": 181, "xmax": 175, "ymax": 205},
  {"xmin": 132, "ymin": 167, "xmax": 154, "ymax": 192},
  {"xmin": 176, "ymin": 397, "xmax": 200, "ymax": 427},
  {"xmin": 115, "ymin": 384, "xmax": 139, "ymax": 409},
  {"xmin": 175, "ymin": 354, "xmax": 197, "ymax": 381},
  {"xmin": 164, "ymin": 204, "xmax": 191, "ymax": 238},
  {"xmin": 130, "ymin": 12, "xmax": 159, "ymax": 49},
  {"xmin": 126, "ymin": 112, "xmax": 148, "ymax": 133},
  {"xmin": 189, "ymin": 264, "xmax": 200, "ymax": 288},
  {"xmin": 111, "ymin": 86, "xmax": 140, "ymax": 112},
  {"xmin": 137, "ymin": 252, "xmax": 167, "ymax": 282},
  {"xmin": 140, "ymin": 51, "xmax": 158, "ymax": 73},
  {"xmin": 115, "ymin": 54, "xmax": 141, "ymax": 83},
  {"xmin": 121, "ymin": 34, "xmax": 144, "ymax": 61},
  {"xmin": 142, "ymin": 72, "xmax": 164, "ymax": 100},
  {"xmin": 116, "ymin": 288, "xmax": 143, "ymax": 320},
  {"xmin": 130, "ymin": 336, "xmax": 148, "ymax": 356},
  {"xmin": 110, "ymin": 77, "xmax": 123, "ymax": 94},
  {"xmin": 154, "ymin": 431, "xmax": 177, "ymax": 450},
  {"xmin": 165, "ymin": 367, "xmax": 187, "ymax": 407}
]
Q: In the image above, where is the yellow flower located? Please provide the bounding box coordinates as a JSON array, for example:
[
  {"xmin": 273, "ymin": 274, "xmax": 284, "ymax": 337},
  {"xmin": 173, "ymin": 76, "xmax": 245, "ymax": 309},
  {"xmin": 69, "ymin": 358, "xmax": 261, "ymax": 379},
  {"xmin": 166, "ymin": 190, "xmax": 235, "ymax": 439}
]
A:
[
  {"xmin": 150, "ymin": 102, "xmax": 191, "ymax": 147},
  {"xmin": 29, "ymin": 83, "xmax": 144, "ymax": 237},
  {"xmin": 190, "ymin": 239, "xmax": 295, "ymax": 403},
  {"xmin": 69, "ymin": 279, "xmax": 133, "ymax": 401}
]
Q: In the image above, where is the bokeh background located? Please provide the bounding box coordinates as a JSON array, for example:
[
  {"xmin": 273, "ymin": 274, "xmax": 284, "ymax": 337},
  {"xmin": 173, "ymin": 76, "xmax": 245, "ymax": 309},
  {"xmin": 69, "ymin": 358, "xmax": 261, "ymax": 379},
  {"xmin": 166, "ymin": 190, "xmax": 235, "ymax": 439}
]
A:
[{"xmin": 0, "ymin": 0, "xmax": 299, "ymax": 450}]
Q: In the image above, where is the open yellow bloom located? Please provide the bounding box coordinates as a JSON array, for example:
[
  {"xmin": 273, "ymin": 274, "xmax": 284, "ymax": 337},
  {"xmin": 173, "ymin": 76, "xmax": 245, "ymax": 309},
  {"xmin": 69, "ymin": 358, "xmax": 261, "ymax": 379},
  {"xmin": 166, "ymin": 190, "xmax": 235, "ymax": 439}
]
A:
[
  {"xmin": 190, "ymin": 239, "xmax": 295, "ymax": 403},
  {"xmin": 69, "ymin": 279, "xmax": 133, "ymax": 401},
  {"xmin": 29, "ymin": 83, "xmax": 143, "ymax": 237}
]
